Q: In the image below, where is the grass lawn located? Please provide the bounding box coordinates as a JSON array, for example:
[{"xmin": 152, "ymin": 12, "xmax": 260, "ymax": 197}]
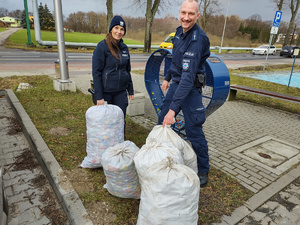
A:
[
  {"xmin": 4, "ymin": 29, "xmax": 144, "ymax": 52},
  {"xmin": 230, "ymin": 65, "xmax": 300, "ymax": 115},
  {"xmin": 1, "ymin": 34, "xmax": 299, "ymax": 223},
  {"xmin": 0, "ymin": 75, "xmax": 253, "ymax": 224}
]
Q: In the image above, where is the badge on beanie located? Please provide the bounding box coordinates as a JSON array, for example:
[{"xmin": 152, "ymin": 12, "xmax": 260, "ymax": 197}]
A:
[{"xmin": 120, "ymin": 21, "xmax": 124, "ymax": 26}]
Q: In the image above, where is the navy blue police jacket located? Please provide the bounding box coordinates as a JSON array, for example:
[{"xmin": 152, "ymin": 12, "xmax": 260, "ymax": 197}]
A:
[
  {"xmin": 164, "ymin": 24, "xmax": 210, "ymax": 114},
  {"xmin": 92, "ymin": 39, "xmax": 134, "ymax": 101}
]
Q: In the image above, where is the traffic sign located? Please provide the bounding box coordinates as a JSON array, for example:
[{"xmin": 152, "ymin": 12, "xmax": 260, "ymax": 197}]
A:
[
  {"xmin": 273, "ymin": 11, "xmax": 282, "ymax": 27},
  {"xmin": 270, "ymin": 26, "xmax": 279, "ymax": 34}
]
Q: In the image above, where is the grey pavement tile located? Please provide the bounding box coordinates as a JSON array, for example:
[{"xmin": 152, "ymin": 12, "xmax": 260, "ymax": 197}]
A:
[
  {"xmin": 2, "ymin": 67, "xmax": 300, "ymax": 225},
  {"xmin": 251, "ymin": 183, "xmax": 263, "ymax": 191},
  {"xmin": 249, "ymin": 211, "xmax": 266, "ymax": 222}
]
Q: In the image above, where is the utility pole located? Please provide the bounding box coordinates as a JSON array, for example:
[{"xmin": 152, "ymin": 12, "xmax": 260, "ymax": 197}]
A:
[
  {"xmin": 23, "ymin": 0, "xmax": 33, "ymax": 46},
  {"xmin": 53, "ymin": 0, "xmax": 68, "ymax": 82},
  {"xmin": 219, "ymin": 0, "xmax": 230, "ymax": 54},
  {"xmin": 52, "ymin": 0, "xmax": 76, "ymax": 92},
  {"xmin": 264, "ymin": 11, "xmax": 282, "ymax": 71}
]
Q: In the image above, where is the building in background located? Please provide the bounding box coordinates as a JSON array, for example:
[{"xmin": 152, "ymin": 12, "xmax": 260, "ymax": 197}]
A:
[{"xmin": 0, "ymin": 16, "xmax": 21, "ymax": 28}]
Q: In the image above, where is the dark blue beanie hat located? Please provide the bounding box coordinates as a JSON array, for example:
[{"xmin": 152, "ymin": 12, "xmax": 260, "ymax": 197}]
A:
[{"xmin": 109, "ymin": 16, "xmax": 126, "ymax": 34}]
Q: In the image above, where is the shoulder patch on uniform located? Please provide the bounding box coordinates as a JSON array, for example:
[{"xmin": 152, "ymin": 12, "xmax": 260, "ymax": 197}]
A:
[
  {"xmin": 182, "ymin": 59, "xmax": 190, "ymax": 71},
  {"xmin": 192, "ymin": 30, "xmax": 197, "ymax": 41}
]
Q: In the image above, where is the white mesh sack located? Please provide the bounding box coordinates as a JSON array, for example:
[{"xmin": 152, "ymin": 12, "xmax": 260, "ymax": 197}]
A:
[
  {"xmin": 137, "ymin": 157, "xmax": 200, "ymax": 225},
  {"xmin": 147, "ymin": 125, "xmax": 198, "ymax": 173},
  {"xmin": 101, "ymin": 140, "xmax": 141, "ymax": 199},
  {"xmin": 80, "ymin": 103, "xmax": 124, "ymax": 168},
  {"xmin": 133, "ymin": 138, "xmax": 183, "ymax": 182}
]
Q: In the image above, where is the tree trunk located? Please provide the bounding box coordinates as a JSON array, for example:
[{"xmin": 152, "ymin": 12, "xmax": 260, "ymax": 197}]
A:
[
  {"xmin": 199, "ymin": 0, "xmax": 219, "ymax": 32},
  {"xmin": 106, "ymin": 0, "xmax": 113, "ymax": 33},
  {"xmin": 201, "ymin": 0, "xmax": 208, "ymax": 31},
  {"xmin": 144, "ymin": 0, "xmax": 160, "ymax": 53},
  {"xmin": 277, "ymin": 0, "xmax": 285, "ymax": 9},
  {"xmin": 283, "ymin": 0, "xmax": 300, "ymax": 46}
]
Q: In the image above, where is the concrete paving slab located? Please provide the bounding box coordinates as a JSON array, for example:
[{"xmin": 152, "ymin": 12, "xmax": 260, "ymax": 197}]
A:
[{"xmin": 230, "ymin": 136, "xmax": 300, "ymax": 175}]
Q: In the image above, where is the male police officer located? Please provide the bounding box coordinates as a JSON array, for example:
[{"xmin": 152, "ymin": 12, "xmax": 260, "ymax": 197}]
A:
[{"xmin": 159, "ymin": 0, "xmax": 210, "ymax": 188}]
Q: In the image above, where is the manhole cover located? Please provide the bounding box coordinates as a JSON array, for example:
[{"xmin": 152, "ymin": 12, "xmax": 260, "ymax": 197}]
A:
[{"xmin": 230, "ymin": 136, "xmax": 300, "ymax": 175}]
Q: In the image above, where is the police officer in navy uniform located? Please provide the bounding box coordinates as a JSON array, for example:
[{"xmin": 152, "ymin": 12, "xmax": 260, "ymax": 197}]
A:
[
  {"xmin": 159, "ymin": 0, "xmax": 211, "ymax": 188},
  {"xmin": 92, "ymin": 15, "xmax": 134, "ymax": 119}
]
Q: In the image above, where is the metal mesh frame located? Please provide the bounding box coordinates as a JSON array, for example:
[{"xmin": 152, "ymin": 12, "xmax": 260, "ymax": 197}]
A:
[{"xmin": 144, "ymin": 49, "xmax": 230, "ymax": 134}]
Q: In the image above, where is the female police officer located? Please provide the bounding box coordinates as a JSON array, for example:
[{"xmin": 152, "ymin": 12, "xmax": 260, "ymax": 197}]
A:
[
  {"xmin": 92, "ymin": 15, "xmax": 134, "ymax": 119},
  {"xmin": 159, "ymin": 0, "xmax": 211, "ymax": 188}
]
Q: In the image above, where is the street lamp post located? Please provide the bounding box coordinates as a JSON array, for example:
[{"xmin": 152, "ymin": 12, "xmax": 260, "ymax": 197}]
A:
[
  {"xmin": 219, "ymin": 0, "xmax": 230, "ymax": 54},
  {"xmin": 23, "ymin": 0, "xmax": 33, "ymax": 46}
]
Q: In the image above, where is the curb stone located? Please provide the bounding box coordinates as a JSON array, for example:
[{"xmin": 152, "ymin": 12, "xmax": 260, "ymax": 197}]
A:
[
  {"xmin": 2, "ymin": 89, "xmax": 93, "ymax": 225},
  {"xmin": 213, "ymin": 164, "xmax": 300, "ymax": 225}
]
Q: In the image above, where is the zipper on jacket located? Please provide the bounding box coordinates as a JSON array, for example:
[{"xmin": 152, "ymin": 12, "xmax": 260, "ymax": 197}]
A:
[
  {"xmin": 118, "ymin": 65, "xmax": 121, "ymax": 90},
  {"xmin": 104, "ymin": 73, "xmax": 108, "ymax": 87},
  {"xmin": 116, "ymin": 62, "xmax": 121, "ymax": 90}
]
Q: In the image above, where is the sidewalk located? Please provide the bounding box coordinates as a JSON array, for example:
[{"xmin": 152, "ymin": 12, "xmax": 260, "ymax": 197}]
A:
[
  {"xmin": 0, "ymin": 28, "xmax": 22, "ymax": 45},
  {"xmin": 0, "ymin": 29, "xmax": 299, "ymax": 222},
  {"xmin": 72, "ymin": 72, "xmax": 300, "ymax": 224},
  {"xmin": 0, "ymin": 90, "xmax": 93, "ymax": 225},
  {"xmin": 1, "ymin": 71, "xmax": 300, "ymax": 225}
]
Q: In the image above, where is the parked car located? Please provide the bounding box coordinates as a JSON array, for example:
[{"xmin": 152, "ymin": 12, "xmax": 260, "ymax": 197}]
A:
[
  {"xmin": 159, "ymin": 32, "xmax": 175, "ymax": 49},
  {"xmin": 252, "ymin": 45, "xmax": 276, "ymax": 55},
  {"xmin": 280, "ymin": 45, "xmax": 300, "ymax": 58}
]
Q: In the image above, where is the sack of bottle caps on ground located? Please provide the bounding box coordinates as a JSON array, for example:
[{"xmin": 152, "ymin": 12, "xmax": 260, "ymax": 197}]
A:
[
  {"xmin": 133, "ymin": 137, "xmax": 183, "ymax": 186},
  {"xmin": 80, "ymin": 103, "xmax": 124, "ymax": 168},
  {"xmin": 136, "ymin": 157, "xmax": 200, "ymax": 225},
  {"xmin": 147, "ymin": 125, "xmax": 198, "ymax": 173},
  {"xmin": 101, "ymin": 140, "xmax": 141, "ymax": 199},
  {"xmin": 134, "ymin": 124, "xmax": 200, "ymax": 224}
]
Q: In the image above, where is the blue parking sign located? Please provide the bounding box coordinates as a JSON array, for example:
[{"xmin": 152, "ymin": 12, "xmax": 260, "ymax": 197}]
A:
[{"xmin": 273, "ymin": 11, "xmax": 282, "ymax": 27}]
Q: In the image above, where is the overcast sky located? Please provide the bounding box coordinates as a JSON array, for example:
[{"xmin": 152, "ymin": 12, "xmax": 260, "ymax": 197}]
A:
[{"xmin": 1, "ymin": 0, "xmax": 292, "ymax": 22}]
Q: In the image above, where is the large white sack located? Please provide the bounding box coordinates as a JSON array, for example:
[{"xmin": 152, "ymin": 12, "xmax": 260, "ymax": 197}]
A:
[
  {"xmin": 80, "ymin": 104, "xmax": 124, "ymax": 168},
  {"xmin": 101, "ymin": 141, "xmax": 141, "ymax": 199},
  {"xmin": 133, "ymin": 138, "xmax": 183, "ymax": 181},
  {"xmin": 137, "ymin": 157, "xmax": 200, "ymax": 225},
  {"xmin": 147, "ymin": 125, "xmax": 198, "ymax": 173}
]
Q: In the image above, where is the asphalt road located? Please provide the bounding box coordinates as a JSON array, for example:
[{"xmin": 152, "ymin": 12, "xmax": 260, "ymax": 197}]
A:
[
  {"xmin": 0, "ymin": 46, "xmax": 297, "ymax": 77},
  {"xmin": 0, "ymin": 27, "xmax": 297, "ymax": 77}
]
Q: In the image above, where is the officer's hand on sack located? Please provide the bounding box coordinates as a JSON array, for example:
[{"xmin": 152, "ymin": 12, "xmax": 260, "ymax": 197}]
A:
[
  {"xmin": 161, "ymin": 80, "xmax": 169, "ymax": 92},
  {"xmin": 97, "ymin": 99, "xmax": 105, "ymax": 105},
  {"xmin": 163, "ymin": 109, "xmax": 175, "ymax": 127}
]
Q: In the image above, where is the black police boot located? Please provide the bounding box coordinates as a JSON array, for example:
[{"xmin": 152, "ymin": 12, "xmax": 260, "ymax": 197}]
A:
[{"xmin": 198, "ymin": 172, "xmax": 209, "ymax": 188}]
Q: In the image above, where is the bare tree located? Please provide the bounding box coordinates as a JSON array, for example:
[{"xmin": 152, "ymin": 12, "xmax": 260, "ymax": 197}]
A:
[
  {"xmin": 128, "ymin": 0, "xmax": 181, "ymax": 52},
  {"xmin": 65, "ymin": 11, "xmax": 106, "ymax": 33},
  {"xmin": 270, "ymin": 0, "xmax": 286, "ymax": 11},
  {"xmin": 143, "ymin": 0, "xmax": 160, "ymax": 52},
  {"xmin": 283, "ymin": 0, "xmax": 300, "ymax": 46},
  {"xmin": 106, "ymin": 0, "xmax": 113, "ymax": 33},
  {"xmin": 198, "ymin": 0, "xmax": 220, "ymax": 31},
  {"xmin": 87, "ymin": 11, "xmax": 106, "ymax": 34},
  {"xmin": 8, "ymin": 9, "xmax": 23, "ymax": 19},
  {"xmin": 0, "ymin": 8, "xmax": 8, "ymax": 17},
  {"xmin": 274, "ymin": 0, "xmax": 285, "ymax": 10}
]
